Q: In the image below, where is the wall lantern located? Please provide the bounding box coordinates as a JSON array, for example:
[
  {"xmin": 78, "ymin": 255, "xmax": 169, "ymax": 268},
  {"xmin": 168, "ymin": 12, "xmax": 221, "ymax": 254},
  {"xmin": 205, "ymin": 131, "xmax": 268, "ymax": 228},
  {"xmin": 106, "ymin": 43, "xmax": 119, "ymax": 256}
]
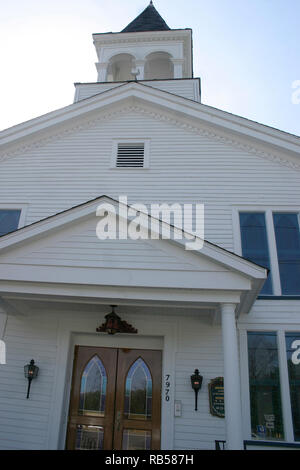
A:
[
  {"xmin": 96, "ymin": 305, "xmax": 138, "ymax": 335},
  {"xmin": 24, "ymin": 359, "xmax": 39, "ymax": 399},
  {"xmin": 190, "ymin": 369, "xmax": 203, "ymax": 411}
]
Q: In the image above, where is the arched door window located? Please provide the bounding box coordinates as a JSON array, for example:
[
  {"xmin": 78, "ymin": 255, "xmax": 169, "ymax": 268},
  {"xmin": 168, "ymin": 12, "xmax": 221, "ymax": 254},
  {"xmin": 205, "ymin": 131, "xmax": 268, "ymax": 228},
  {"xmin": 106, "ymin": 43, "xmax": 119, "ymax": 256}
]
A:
[
  {"xmin": 79, "ymin": 355, "xmax": 107, "ymax": 416},
  {"xmin": 124, "ymin": 358, "xmax": 152, "ymax": 420}
]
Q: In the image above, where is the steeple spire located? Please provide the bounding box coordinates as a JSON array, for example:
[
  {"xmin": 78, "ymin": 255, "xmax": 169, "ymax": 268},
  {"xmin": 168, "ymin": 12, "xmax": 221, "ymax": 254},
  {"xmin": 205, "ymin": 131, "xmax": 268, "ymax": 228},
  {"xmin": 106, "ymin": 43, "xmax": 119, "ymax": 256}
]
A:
[{"xmin": 121, "ymin": 2, "xmax": 170, "ymax": 33}]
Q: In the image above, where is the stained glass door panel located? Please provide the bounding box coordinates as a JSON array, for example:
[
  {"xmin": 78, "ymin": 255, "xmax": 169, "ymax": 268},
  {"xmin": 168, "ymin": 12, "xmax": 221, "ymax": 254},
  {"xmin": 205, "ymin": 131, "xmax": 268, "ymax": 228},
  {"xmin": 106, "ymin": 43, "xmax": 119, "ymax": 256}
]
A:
[
  {"xmin": 66, "ymin": 346, "xmax": 118, "ymax": 450},
  {"xmin": 66, "ymin": 347, "xmax": 162, "ymax": 450},
  {"xmin": 114, "ymin": 349, "xmax": 162, "ymax": 450}
]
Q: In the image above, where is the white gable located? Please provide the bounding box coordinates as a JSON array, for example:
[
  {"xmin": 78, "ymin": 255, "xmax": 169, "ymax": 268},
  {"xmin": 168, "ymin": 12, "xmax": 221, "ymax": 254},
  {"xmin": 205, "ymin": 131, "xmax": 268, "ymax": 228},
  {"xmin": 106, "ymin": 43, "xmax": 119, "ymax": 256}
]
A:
[{"xmin": 0, "ymin": 197, "xmax": 266, "ymax": 315}]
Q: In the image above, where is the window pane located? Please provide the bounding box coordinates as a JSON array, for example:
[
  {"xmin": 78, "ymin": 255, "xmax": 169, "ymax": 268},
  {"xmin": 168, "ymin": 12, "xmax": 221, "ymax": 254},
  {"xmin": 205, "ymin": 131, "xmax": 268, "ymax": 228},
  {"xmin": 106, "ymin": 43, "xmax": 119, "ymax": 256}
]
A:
[
  {"xmin": 79, "ymin": 355, "xmax": 107, "ymax": 417},
  {"xmin": 285, "ymin": 333, "xmax": 300, "ymax": 441},
  {"xmin": 124, "ymin": 358, "xmax": 152, "ymax": 420},
  {"xmin": 0, "ymin": 210, "xmax": 21, "ymax": 236},
  {"xmin": 122, "ymin": 429, "xmax": 151, "ymax": 450},
  {"xmin": 247, "ymin": 332, "xmax": 284, "ymax": 440},
  {"xmin": 273, "ymin": 213, "xmax": 300, "ymax": 295},
  {"xmin": 75, "ymin": 425, "xmax": 104, "ymax": 450},
  {"xmin": 240, "ymin": 213, "xmax": 272, "ymax": 294}
]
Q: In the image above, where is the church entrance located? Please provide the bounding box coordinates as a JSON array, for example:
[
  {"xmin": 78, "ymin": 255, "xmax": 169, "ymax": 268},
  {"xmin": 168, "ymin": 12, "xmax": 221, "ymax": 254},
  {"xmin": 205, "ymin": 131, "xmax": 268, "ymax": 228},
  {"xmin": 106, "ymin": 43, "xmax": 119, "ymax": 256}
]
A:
[{"xmin": 66, "ymin": 346, "xmax": 162, "ymax": 450}]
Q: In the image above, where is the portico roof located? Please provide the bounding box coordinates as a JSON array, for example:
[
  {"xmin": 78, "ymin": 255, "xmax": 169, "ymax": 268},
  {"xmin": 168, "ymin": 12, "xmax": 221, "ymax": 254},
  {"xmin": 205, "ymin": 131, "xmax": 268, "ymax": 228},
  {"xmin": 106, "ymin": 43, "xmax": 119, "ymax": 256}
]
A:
[{"xmin": 0, "ymin": 196, "xmax": 267, "ymax": 316}]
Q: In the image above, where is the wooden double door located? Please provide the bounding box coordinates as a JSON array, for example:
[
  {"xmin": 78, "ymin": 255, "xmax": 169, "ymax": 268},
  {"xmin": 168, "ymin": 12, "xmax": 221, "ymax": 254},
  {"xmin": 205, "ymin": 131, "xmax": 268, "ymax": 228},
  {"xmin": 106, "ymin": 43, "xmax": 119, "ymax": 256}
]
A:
[{"xmin": 66, "ymin": 346, "xmax": 162, "ymax": 450}]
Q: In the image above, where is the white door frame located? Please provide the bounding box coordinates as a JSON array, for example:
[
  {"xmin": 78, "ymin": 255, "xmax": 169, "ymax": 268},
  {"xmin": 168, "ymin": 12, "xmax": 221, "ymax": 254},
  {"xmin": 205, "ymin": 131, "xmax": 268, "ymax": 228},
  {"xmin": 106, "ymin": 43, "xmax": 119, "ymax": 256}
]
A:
[{"xmin": 46, "ymin": 311, "xmax": 178, "ymax": 450}]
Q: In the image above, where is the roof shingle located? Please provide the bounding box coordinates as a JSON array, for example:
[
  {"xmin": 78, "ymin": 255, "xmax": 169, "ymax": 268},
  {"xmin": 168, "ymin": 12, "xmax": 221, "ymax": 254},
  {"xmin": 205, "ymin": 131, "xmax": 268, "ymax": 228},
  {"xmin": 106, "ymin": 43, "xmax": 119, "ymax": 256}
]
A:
[{"xmin": 121, "ymin": 1, "xmax": 170, "ymax": 33}]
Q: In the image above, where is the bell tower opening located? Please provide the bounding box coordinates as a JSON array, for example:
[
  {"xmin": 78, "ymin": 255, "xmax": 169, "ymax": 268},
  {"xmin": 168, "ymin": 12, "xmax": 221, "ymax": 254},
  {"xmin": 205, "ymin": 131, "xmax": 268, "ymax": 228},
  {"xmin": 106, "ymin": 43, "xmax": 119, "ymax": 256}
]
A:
[
  {"xmin": 144, "ymin": 52, "xmax": 174, "ymax": 80},
  {"xmin": 107, "ymin": 54, "xmax": 136, "ymax": 82}
]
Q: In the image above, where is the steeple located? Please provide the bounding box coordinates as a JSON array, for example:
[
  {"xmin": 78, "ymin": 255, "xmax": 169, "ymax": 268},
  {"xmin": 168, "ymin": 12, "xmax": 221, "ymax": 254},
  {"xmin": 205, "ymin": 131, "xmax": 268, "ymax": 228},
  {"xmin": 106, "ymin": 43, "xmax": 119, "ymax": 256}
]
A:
[
  {"xmin": 121, "ymin": 1, "xmax": 170, "ymax": 33},
  {"xmin": 92, "ymin": 2, "xmax": 193, "ymax": 83}
]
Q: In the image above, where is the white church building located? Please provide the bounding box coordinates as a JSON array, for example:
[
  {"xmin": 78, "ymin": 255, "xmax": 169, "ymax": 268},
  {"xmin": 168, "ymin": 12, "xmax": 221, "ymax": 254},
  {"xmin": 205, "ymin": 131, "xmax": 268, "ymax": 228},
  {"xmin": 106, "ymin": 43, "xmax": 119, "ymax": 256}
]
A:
[{"xmin": 0, "ymin": 2, "xmax": 299, "ymax": 451}]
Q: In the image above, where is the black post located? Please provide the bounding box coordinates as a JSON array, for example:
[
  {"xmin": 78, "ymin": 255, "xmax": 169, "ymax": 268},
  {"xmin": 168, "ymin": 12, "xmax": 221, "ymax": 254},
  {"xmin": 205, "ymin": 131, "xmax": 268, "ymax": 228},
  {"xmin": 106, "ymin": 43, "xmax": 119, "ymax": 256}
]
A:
[
  {"xmin": 194, "ymin": 389, "xmax": 199, "ymax": 411},
  {"xmin": 26, "ymin": 377, "xmax": 32, "ymax": 399}
]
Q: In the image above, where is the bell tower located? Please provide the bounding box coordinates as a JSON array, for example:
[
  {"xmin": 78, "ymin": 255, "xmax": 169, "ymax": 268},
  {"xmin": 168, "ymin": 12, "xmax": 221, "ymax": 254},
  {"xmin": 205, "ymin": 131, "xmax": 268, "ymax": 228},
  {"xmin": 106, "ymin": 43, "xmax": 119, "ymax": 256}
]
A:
[{"xmin": 92, "ymin": 1, "xmax": 193, "ymax": 83}]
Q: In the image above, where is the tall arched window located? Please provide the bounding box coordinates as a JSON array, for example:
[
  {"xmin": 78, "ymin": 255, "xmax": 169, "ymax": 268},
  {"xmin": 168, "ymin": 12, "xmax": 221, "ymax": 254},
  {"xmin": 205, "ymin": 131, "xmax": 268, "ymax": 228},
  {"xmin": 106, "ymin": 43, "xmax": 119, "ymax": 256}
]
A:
[
  {"xmin": 144, "ymin": 52, "xmax": 174, "ymax": 80},
  {"xmin": 79, "ymin": 355, "xmax": 107, "ymax": 416},
  {"xmin": 124, "ymin": 358, "xmax": 152, "ymax": 420}
]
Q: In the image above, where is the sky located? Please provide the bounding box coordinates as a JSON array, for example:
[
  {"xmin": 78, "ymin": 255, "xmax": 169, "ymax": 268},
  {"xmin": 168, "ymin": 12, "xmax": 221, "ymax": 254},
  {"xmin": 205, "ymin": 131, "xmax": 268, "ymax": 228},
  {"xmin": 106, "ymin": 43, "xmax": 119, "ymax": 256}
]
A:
[{"xmin": 0, "ymin": 0, "xmax": 300, "ymax": 135}]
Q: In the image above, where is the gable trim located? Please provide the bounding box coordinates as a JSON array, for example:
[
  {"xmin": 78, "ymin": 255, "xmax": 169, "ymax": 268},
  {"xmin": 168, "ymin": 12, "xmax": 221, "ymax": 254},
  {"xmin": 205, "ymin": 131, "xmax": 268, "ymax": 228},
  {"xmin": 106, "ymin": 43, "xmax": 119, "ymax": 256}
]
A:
[
  {"xmin": 1, "ymin": 82, "xmax": 299, "ymax": 169},
  {"xmin": 0, "ymin": 195, "xmax": 267, "ymax": 282}
]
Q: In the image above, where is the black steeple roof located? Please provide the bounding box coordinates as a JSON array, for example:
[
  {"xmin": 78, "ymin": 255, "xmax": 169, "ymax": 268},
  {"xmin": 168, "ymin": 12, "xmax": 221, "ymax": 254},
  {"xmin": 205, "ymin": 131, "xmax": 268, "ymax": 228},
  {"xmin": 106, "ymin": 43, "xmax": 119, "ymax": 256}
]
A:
[{"xmin": 121, "ymin": 1, "xmax": 170, "ymax": 33}]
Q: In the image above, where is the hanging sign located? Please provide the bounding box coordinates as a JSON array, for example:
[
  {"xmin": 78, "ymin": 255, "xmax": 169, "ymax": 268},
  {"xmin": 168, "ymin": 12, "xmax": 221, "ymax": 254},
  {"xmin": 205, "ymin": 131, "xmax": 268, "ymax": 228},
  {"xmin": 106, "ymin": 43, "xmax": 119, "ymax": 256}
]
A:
[{"xmin": 208, "ymin": 377, "xmax": 225, "ymax": 418}]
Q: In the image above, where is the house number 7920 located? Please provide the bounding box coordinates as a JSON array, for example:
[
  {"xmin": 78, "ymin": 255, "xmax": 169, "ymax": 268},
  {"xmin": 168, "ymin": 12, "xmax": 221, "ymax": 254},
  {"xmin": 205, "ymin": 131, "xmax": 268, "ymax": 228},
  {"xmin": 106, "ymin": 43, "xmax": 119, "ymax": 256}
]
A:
[{"xmin": 165, "ymin": 374, "xmax": 171, "ymax": 401}]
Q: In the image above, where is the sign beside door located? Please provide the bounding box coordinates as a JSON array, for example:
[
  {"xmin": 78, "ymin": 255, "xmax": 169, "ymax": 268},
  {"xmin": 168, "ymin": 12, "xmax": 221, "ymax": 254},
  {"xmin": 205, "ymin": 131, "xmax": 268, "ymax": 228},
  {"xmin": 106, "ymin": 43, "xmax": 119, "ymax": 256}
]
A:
[{"xmin": 66, "ymin": 346, "xmax": 162, "ymax": 450}]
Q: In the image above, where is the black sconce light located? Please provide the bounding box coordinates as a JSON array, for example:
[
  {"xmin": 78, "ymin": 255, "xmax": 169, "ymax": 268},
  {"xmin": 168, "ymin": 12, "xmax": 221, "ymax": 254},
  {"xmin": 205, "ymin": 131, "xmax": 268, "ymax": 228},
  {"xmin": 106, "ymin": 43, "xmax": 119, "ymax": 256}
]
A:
[
  {"xmin": 24, "ymin": 359, "xmax": 39, "ymax": 399},
  {"xmin": 191, "ymin": 369, "xmax": 203, "ymax": 411}
]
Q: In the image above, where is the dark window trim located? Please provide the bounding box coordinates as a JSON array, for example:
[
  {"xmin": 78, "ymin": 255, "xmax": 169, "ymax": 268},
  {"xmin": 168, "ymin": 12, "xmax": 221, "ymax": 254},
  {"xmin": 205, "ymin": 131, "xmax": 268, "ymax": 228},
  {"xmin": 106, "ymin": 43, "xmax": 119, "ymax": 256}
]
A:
[
  {"xmin": 258, "ymin": 296, "xmax": 300, "ymax": 300},
  {"xmin": 244, "ymin": 440, "xmax": 300, "ymax": 449}
]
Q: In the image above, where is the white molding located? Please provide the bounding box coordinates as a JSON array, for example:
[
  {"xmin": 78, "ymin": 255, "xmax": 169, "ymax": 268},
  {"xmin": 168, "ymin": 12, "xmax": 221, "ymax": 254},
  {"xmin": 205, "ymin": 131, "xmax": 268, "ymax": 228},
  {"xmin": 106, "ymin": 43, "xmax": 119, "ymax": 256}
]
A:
[
  {"xmin": 1, "ymin": 83, "xmax": 299, "ymax": 169},
  {"xmin": 265, "ymin": 209, "xmax": 281, "ymax": 296},
  {"xmin": 47, "ymin": 312, "xmax": 178, "ymax": 450}
]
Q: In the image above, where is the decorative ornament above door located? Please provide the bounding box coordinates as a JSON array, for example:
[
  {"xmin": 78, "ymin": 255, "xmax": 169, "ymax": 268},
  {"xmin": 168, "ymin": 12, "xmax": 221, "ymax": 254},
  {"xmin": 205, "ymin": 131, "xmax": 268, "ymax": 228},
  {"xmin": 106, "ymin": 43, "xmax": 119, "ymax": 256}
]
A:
[{"xmin": 96, "ymin": 305, "xmax": 138, "ymax": 335}]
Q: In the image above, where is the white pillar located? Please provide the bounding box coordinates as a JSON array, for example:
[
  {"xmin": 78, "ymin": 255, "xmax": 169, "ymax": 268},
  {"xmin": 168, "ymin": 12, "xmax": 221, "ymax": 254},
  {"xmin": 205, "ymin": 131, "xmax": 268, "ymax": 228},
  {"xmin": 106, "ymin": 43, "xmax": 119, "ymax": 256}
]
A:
[
  {"xmin": 221, "ymin": 303, "xmax": 243, "ymax": 450},
  {"xmin": 171, "ymin": 59, "xmax": 184, "ymax": 79},
  {"xmin": 95, "ymin": 62, "xmax": 109, "ymax": 82},
  {"xmin": 134, "ymin": 60, "xmax": 145, "ymax": 80}
]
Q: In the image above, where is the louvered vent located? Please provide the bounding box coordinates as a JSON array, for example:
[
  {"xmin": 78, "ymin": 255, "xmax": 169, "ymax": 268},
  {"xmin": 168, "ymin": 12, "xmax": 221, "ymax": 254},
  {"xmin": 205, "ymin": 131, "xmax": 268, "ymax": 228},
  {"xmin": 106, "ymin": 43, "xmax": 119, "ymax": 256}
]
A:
[{"xmin": 116, "ymin": 143, "xmax": 145, "ymax": 168}]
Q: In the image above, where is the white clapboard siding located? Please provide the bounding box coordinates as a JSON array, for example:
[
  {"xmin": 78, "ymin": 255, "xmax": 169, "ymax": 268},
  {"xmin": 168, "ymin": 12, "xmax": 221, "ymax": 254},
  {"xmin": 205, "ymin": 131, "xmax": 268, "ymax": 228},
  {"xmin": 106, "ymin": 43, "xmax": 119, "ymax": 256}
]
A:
[
  {"xmin": 74, "ymin": 79, "xmax": 201, "ymax": 103},
  {"xmin": 0, "ymin": 216, "xmax": 228, "ymax": 272},
  {"xmin": 0, "ymin": 109, "xmax": 299, "ymax": 254},
  {"xmin": 239, "ymin": 299, "xmax": 300, "ymax": 324},
  {"xmin": 0, "ymin": 104, "xmax": 299, "ymax": 450},
  {"xmin": 0, "ymin": 314, "xmax": 58, "ymax": 450},
  {"xmin": 174, "ymin": 316, "xmax": 225, "ymax": 450}
]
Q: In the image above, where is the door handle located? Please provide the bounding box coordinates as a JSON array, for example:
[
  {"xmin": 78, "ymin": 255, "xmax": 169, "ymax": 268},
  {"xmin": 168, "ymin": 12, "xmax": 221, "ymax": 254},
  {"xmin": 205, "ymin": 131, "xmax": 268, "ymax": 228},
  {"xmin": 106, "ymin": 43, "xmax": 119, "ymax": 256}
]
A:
[{"xmin": 115, "ymin": 411, "xmax": 121, "ymax": 432}]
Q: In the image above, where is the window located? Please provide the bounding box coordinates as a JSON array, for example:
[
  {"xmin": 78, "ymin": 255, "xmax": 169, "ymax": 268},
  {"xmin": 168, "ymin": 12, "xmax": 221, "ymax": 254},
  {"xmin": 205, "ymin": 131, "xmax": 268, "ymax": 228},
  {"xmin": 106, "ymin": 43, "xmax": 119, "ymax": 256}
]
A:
[
  {"xmin": 247, "ymin": 332, "xmax": 284, "ymax": 440},
  {"xmin": 111, "ymin": 140, "xmax": 150, "ymax": 169},
  {"xmin": 240, "ymin": 213, "xmax": 272, "ymax": 295},
  {"xmin": 245, "ymin": 329, "xmax": 300, "ymax": 443},
  {"xmin": 237, "ymin": 209, "xmax": 300, "ymax": 296},
  {"xmin": 285, "ymin": 333, "xmax": 300, "ymax": 441},
  {"xmin": 273, "ymin": 214, "xmax": 300, "ymax": 295},
  {"xmin": 0, "ymin": 209, "xmax": 21, "ymax": 236}
]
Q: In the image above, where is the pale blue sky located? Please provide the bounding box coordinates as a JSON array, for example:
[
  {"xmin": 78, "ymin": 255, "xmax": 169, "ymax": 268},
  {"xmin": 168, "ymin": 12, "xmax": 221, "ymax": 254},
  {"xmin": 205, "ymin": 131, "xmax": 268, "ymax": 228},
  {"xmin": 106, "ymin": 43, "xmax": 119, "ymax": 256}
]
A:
[{"xmin": 1, "ymin": 0, "xmax": 299, "ymax": 135}]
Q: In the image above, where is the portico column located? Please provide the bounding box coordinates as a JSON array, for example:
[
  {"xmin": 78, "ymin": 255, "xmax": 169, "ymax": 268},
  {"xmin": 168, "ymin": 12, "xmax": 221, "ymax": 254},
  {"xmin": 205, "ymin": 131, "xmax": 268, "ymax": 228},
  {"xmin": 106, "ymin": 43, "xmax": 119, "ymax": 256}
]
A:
[
  {"xmin": 134, "ymin": 60, "xmax": 145, "ymax": 80},
  {"xmin": 221, "ymin": 303, "xmax": 243, "ymax": 450},
  {"xmin": 96, "ymin": 62, "xmax": 109, "ymax": 82},
  {"xmin": 171, "ymin": 58, "xmax": 184, "ymax": 78}
]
